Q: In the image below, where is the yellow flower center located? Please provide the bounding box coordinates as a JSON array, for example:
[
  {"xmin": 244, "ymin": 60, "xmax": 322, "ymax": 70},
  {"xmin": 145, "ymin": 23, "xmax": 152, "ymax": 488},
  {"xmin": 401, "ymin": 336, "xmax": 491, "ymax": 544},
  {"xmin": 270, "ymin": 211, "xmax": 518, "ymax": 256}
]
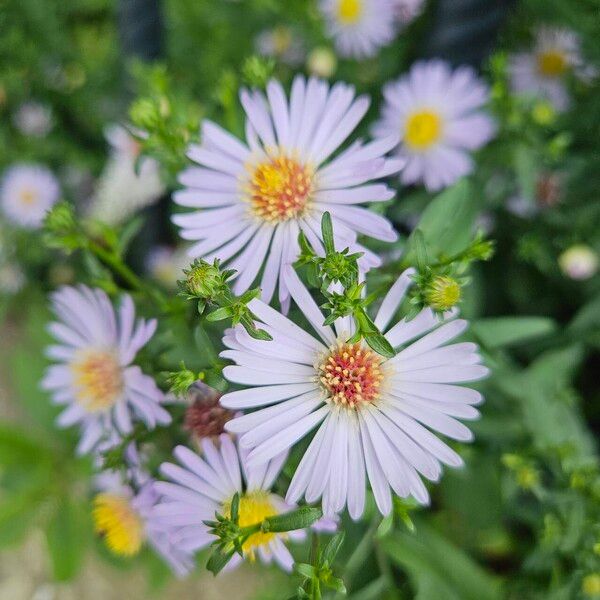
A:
[
  {"xmin": 18, "ymin": 188, "xmax": 37, "ymax": 206},
  {"xmin": 536, "ymin": 50, "xmax": 567, "ymax": 78},
  {"xmin": 272, "ymin": 26, "xmax": 293, "ymax": 55},
  {"xmin": 337, "ymin": 0, "xmax": 362, "ymax": 24},
  {"xmin": 223, "ymin": 491, "xmax": 279, "ymax": 560},
  {"xmin": 318, "ymin": 342, "xmax": 384, "ymax": 408},
  {"xmin": 404, "ymin": 110, "xmax": 443, "ymax": 150},
  {"xmin": 71, "ymin": 350, "xmax": 123, "ymax": 412},
  {"xmin": 425, "ymin": 276, "xmax": 461, "ymax": 311},
  {"xmin": 92, "ymin": 493, "xmax": 145, "ymax": 557},
  {"xmin": 249, "ymin": 155, "xmax": 313, "ymax": 223}
]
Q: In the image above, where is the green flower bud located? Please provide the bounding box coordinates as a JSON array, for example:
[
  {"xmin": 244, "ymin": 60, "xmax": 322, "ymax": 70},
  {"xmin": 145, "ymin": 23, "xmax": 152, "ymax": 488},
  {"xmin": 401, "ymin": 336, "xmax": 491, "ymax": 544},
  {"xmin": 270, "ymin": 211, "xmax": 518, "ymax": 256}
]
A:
[
  {"xmin": 424, "ymin": 275, "xmax": 462, "ymax": 311},
  {"xmin": 531, "ymin": 101, "xmax": 556, "ymax": 126},
  {"xmin": 182, "ymin": 259, "xmax": 225, "ymax": 299}
]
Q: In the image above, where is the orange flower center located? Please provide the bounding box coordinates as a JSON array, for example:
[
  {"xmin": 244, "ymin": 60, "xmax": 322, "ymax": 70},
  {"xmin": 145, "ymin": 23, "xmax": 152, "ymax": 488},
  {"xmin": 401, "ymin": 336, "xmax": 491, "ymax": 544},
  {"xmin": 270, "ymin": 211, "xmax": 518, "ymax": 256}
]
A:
[
  {"xmin": 249, "ymin": 155, "xmax": 313, "ymax": 223},
  {"xmin": 318, "ymin": 342, "xmax": 384, "ymax": 408},
  {"xmin": 71, "ymin": 350, "xmax": 123, "ymax": 412}
]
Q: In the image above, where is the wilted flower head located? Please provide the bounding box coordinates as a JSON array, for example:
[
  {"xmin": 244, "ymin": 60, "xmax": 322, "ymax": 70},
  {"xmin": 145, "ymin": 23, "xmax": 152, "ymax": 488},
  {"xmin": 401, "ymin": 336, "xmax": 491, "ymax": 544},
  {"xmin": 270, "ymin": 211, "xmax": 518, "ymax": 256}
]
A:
[
  {"xmin": 373, "ymin": 59, "xmax": 496, "ymax": 191},
  {"xmin": 13, "ymin": 101, "xmax": 53, "ymax": 137},
  {"xmin": 88, "ymin": 124, "xmax": 164, "ymax": 225},
  {"xmin": 173, "ymin": 75, "xmax": 401, "ymax": 311},
  {"xmin": 184, "ymin": 381, "xmax": 234, "ymax": 439},
  {"xmin": 1, "ymin": 164, "xmax": 60, "ymax": 229},
  {"xmin": 509, "ymin": 27, "xmax": 584, "ymax": 111},
  {"xmin": 153, "ymin": 436, "xmax": 307, "ymax": 571},
  {"xmin": 558, "ymin": 245, "xmax": 598, "ymax": 281},
  {"xmin": 220, "ymin": 267, "xmax": 487, "ymax": 518},
  {"xmin": 41, "ymin": 285, "xmax": 171, "ymax": 454},
  {"xmin": 319, "ymin": 0, "xmax": 397, "ymax": 59}
]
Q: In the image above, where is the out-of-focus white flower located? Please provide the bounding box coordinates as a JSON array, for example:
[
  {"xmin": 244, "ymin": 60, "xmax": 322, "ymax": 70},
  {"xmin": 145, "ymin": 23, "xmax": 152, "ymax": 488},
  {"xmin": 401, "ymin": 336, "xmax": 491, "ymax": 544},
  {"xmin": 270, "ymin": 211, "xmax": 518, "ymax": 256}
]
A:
[
  {"xmin": 145, "ymin": 245, "xmax": 191, "ymax": 289},
  {"xmin": 88, "ymin": 124, "xmax": 164, "ymax": 225},
  {"xmin": 256, "ymin": 26, "xmax": 305, "ymax": 66},
  {"xmin": 319, "ymin": 0, "xmax": 397, "ymax": 60},
  {"xmin": 0, "ymin": 164, "xmax": 60, "ymax": 229},
  {"xmin": 392, "ymin": 0, "xmax": 425, "ymax": 26},
  {"xmin": 41, "ymin": 285, "xmax": 171, "ymax": 454},
  {"xmin": 373, "ymin": 59, "xmax": 496, "ymax": 191},
  {"xmin": 0, "ymin": 262, "xmax": 25, "ymax": 295},
  {"xmin": 559, "ymin": 245, "xmax": 598, "ymax": 281},
  {"xmin": 307, "ymin": 47, "xmax": 338, "ymax": 78},
  {"xmin": 509, "ymin": 27, "xmax": 585, "ymax": 111},
  {"xmin": 13, "ymin": 101, "xmax": 53, "ymax": 137}
]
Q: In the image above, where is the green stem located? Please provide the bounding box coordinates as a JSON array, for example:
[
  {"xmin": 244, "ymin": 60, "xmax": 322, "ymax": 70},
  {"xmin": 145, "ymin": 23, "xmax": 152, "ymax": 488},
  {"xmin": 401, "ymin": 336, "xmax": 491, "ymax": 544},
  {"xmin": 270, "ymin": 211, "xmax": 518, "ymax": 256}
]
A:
[
  {"xmin": 195, "ymin": 322, "xmax": 220, "ymax": 367},
  {"xmin": 88, "ymin": 240, "xmax": 145, "ymax": 292}
]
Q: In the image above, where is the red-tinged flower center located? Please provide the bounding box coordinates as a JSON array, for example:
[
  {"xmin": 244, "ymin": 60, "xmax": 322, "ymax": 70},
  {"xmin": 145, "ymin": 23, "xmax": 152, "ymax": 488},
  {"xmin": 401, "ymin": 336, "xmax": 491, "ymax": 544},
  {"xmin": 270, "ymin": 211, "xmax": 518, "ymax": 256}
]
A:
[
  {"xmin": 318, "ymin": 342, "xmax": 384, "ymax": 408},
  {"xmin": 71, "ymin": 349, "xmax": 123, "ymax": 412},
  {"xmin": 249, "ymin": 155, "xmax": 313, "ymax": 223}
]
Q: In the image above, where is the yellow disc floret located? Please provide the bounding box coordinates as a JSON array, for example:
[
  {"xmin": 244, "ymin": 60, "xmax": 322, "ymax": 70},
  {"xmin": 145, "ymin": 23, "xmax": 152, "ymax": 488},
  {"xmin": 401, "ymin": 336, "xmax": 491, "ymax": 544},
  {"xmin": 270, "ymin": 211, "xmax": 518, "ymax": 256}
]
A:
[
  {"xmin": 93, "ymin": 493, "xmax": 145, "ymax": 557},
  {"xmin": 223, "ymin": 491, "xmax": 279, "ymax": 561},
  {"xmin": 248, "ymin": 155, "xmax": 313, "ymax": 223},
  {"xmin": 337, "ymin": 0, "xmax": 363, "ymax": 24},
  {"xmin": 404, "ymin": 110, "xmax": 442, "ymax": 151},
  {"xmin": 318, "ymin": 341, "xmax": 384, "ymax": 408},
  {"xmin": 71, "ymin": 349, "xmax": 124, "ymax": 412},
  {"xmin": 536, "ymin": 50, "xmax": 567, "ymax": 78}
]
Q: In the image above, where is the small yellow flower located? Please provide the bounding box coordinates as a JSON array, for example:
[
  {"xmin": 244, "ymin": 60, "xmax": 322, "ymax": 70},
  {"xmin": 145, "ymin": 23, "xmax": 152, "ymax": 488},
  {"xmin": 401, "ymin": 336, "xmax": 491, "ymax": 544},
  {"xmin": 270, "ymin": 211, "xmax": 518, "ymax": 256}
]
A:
[{"xmin": 424, "ymin": 276, "xmax": 461, "ymax": 311}]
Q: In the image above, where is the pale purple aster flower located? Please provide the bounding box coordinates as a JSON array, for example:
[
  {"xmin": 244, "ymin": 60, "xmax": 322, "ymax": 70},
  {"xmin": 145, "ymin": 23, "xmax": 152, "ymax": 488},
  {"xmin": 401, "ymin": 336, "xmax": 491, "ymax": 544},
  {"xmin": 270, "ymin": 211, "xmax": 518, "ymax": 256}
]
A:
[
  {"xmin": 173, "ymin": 76, "xmax": 402, "ymax": 311},
  {"xmin": 0, "ymin": 164, "xmax": 60, "ymax": 229},
  {"xmin": 319, "ymin": 0, "xmax": 397, "ymax": 59},
  {"xmin": 153, "ymin": 435, "xmax": 308, "ymax": 572},
  {"xmin": 255, "ymin": 26, "xmax": 305, "ymax": 67},
  {"xmin": 509, "ymin": 27, "xmax": 582, "ymax": 112},
  {"xmin": 220, "ymin": 267, "xmax": 487, "ymax": 519},
  {"xmin": 372, "ymin": 59, "xmax": 496, "ymax": 191},
  {"xmin": 13, "ymin": 101, "xmax": 53, "ymax": 137},
  {"xmin": 93, "ymin": 470, "xmax": 194, "ymax": 577},
  {"xmin": 41, "ymin": 285, "xmax": 171, "ymax": 454}
]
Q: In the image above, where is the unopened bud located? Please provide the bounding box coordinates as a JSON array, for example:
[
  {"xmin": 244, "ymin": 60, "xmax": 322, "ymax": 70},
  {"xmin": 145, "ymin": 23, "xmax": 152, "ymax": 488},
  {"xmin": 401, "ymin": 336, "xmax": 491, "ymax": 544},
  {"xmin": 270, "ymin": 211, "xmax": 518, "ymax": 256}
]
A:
[
  {"xmin": 184, "ymin": 381, "xmax": 233, "ymax": 439},
  {"xmin": 183, "ymin": 259, "xmax": 224, "ymax": 299},
  {"xmin": 559, "ymin": 245, "xmax": 598, "ymax": 281},
  {"xmin": 307, "ymin": 47, "xmax": 337, "ymax": 79}
]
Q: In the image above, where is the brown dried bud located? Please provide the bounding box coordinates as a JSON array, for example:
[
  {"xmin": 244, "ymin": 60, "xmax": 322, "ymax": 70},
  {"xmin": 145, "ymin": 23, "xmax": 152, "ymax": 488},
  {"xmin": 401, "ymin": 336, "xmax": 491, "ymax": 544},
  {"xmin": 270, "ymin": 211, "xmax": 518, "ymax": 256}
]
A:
[
  {"xmin": 536, "ymin": 172, "xmax": 561, "ymax": 208},
  {"xmin": 184, "ymin": 381, "xmax": 234, "ymax": 439}
]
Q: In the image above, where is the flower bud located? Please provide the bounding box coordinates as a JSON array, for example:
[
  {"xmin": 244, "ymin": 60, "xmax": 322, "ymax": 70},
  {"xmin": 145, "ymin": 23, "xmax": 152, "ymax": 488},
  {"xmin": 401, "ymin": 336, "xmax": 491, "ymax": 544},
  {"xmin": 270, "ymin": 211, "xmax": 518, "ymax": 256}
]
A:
[
  {"xmin": 183, "ymin": 259, "xmax": 224, "ymax": 299},
  {"xmin": 559, "ymin": 245, "xmax": 598, "ymax": 281},
  {"xmin": 424, "ymin": 275, "xmax": 461, "ymax": 311},
  {"xmin": 531, "ymin": 101, "xmax": 556, "ymax": 126},
  {"xmin": 582, "ymin": 574, "xmax": 600, "ymax": 598},
  {"xmin": 307, "ymin": 47, "xmax": 337, "ymax": 79}
]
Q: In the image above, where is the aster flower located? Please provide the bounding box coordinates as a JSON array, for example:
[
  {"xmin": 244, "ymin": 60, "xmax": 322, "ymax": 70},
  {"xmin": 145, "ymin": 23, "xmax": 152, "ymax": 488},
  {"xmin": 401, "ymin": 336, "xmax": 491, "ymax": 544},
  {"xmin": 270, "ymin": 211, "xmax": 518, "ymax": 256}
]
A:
[
  {"xmin": 509, "ymin": 27, "xmax": 583, "ymax": 111},
  {"xmin": 372, "ymin": 60, "xmax": 496, "ymax": 191},
  {"xmin": 13, "ymin": 101, "xmax": 53, "ymax": 137},
  {"xmin": 219, "ymin": 267, "xmax": 487, "ymax": 518},
  {"xmin": 392, "ymin": 0, "xmax": 425, "ymax": 26},
  {"xmin": 319, "ymin": 0, "xmax": 397, "ymax": 60},
  {"xmin": 92, "ymin": 471, "xmax": 194, "ymax": 577},
  {"xmin": 173, "ymin": 75, "xmax": 401, "ymax": 310},
  {"xmin": 256, "ymin": 26, "xmax": 305, "ymax": 67},
  {"xmin": 153, "ymin": 435, "xmax": 307, "ymax": 571},
  {"xmin": 0, "ymin": 164, "xmax": 60, "ymax": 229},
  {"xmin": 41, "ymin": 285, "xmax": 171, "ymax": 454},
  {"xmin": 88, "ymin": 124, "xmax": 164, "ymax": 225}
]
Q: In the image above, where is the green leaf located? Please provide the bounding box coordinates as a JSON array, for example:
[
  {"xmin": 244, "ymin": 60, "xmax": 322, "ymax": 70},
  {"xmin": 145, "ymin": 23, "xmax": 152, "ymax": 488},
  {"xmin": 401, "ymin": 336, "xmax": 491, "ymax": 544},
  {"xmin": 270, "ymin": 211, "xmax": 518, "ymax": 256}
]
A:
[
  {"xmin": 206, "ymin": 546, "xmax": 236, "ymax": 575},
  {"xmin": 407, "ymin": 179, "xmax": 478, "ymax": 260},
  {"xmin": 382, "ymin": 522, "xmax": 502, "ymax": 600},
  {"xmin": 321, "ymin": 532, "xmax": 345, "ymax": 565},
  {"xmin": 471, "ymin": 316, "xmax": 557, "ymax": 348},
  {"xmin": 0, "ymin": 423, "xmax": 47, "ymax": 466},
  {"xmin": 294, "ymin": 562, "xmax": 316, "ymax": 579},
  {"xmin": 0, "ymin": 484, "xmax": 46, "ymax": 548},
  {"xmin": 262, "ymin": 507, "xmax": 323, "ymax": 533},
  {"xmin": 117, "ymin": 216, "xmax": 145, "ymax": 256},
  {"xmin": 513, "ymin": 143, "xmax": 537, "ymax": 201},
  {"xmin": 46, "ymin": 498, "xmax": 89, "ymax": 581},
  {"xmin": 321, "ymin": 212, "xmax": 335, "ymax": 254},
  {"xmin": 364, "ymin": 333, "xmax": 395, "ymax": 359},
  {"xmin": 412, "ymin": 229, "xmax": 430, "ymax": 270},
  {"xmin": 206, "ymin": 306, "xmax": 233, "ymax": 322}
]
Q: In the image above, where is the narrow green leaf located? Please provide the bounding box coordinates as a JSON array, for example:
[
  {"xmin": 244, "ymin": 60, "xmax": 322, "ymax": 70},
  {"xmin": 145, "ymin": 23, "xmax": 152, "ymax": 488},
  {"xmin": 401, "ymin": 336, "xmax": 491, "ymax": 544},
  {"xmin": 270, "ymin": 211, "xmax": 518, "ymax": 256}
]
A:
[
  {"xmin": 364, "ymin": 333, "xmax": 395, "ymax": 359},
  {"xmin": 206, "ymin": 546, "xmax": 236, "ymax": 575},
  {"xmin": 321, "ymin": 212, "xmax": 335, "ymax": 254},
  {"xmin": 263, "ymin": 507, "xmax": 323, "ymax": 533},
  {"xmin": 322, "ymin": 532, "xmax": 345, "ymax": 565},
  {"xmin": 471, "ymin": 316, "xmax": 557, "ymax": 348}
]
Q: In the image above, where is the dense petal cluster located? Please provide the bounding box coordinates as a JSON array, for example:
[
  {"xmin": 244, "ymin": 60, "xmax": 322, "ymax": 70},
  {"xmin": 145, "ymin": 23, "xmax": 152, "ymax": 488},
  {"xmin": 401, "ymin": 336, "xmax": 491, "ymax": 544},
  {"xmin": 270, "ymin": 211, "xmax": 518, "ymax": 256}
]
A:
[
  {"xmin": 0, "ymin": 164, "xmax": 60, "ymax": 229},
  {"xmin": 220, "ymin": 267, "xmax": 487, "ymax": 518},
  {"xmin": 373, "ymin": 60, "xmax": 496, "ymax": 191},
  {"xmin": 153, "ymin": 435, "xmax": 306, "ymax": 571},
  {"xmin": 41, "ymin": 285, "xmax": 171, "ymax": 454},
  {"xmin": 173, "ymin": 75, "xmax": 402, "ymax": 310}
]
